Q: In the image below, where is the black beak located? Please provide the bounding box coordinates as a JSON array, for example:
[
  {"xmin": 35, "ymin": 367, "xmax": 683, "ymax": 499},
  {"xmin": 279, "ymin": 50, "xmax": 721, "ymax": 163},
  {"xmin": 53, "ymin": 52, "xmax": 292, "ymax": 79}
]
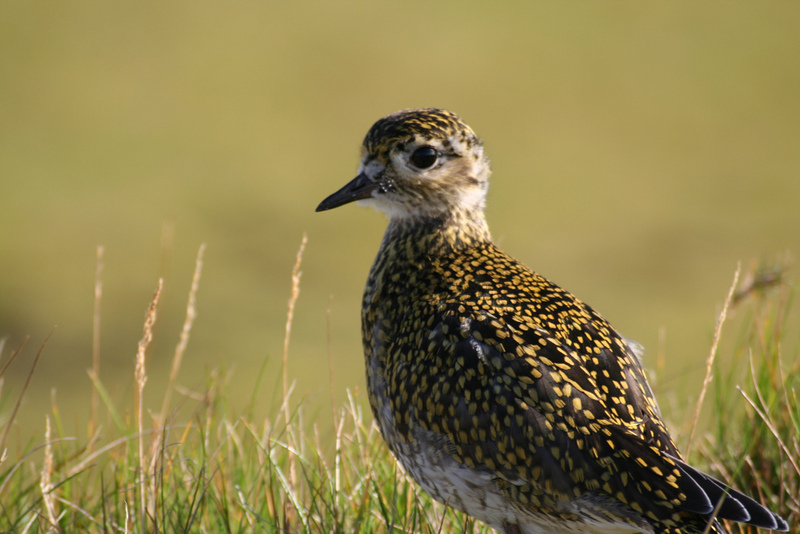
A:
[{"xmin": 316, "ymin": 173, "xmax": 379, "ymax": 212}]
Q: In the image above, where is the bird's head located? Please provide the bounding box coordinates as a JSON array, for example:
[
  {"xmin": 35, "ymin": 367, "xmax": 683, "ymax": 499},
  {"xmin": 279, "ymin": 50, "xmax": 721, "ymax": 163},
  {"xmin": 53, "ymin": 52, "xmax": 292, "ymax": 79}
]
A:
[{"xmin": 317, "ymin": 108, "xmax": 491, "ymax": 222}]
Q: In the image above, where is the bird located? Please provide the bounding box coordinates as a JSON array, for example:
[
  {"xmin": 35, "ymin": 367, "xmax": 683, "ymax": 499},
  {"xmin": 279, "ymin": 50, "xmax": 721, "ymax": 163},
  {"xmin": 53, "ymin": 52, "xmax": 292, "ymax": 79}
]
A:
[{"xmin": 316, "ymin": 108, "xmax": 789, "ymax": 534}]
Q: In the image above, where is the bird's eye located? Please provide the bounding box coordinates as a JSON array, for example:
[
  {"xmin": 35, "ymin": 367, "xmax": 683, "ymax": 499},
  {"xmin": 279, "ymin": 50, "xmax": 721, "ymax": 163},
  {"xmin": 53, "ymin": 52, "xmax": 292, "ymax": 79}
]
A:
[{"xmin": 409, "ymin": 146, "xmax": 438, "ymax": 169}]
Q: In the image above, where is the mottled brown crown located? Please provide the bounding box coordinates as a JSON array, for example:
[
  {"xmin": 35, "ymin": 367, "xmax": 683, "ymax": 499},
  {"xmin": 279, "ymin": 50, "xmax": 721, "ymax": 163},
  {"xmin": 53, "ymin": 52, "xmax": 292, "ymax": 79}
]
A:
[{"xmin": 363, "ymin": 108, "xmax": 481, "ymax": 158}]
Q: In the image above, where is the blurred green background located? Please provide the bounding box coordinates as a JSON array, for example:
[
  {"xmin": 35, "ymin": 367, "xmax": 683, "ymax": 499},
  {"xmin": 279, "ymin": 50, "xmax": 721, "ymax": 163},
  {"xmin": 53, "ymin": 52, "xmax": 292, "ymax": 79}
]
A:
[{"xmin": 1, "ymin": 2, "xmax": 798, "ymax": 441}]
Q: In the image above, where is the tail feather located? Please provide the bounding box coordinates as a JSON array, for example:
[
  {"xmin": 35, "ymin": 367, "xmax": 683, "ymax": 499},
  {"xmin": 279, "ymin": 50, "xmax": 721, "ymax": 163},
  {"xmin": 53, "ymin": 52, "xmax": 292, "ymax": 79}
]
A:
[{"xmin": 669, "ymin": 456, "xmax": 788, "ymax": 532}]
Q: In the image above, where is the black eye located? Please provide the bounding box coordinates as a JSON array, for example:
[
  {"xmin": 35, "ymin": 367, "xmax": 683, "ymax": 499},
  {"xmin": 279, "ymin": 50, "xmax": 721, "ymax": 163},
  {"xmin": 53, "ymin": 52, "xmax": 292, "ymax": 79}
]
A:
[{"xmin": 409, "ymin": 146, "xmax": 438, "ymax": 169}]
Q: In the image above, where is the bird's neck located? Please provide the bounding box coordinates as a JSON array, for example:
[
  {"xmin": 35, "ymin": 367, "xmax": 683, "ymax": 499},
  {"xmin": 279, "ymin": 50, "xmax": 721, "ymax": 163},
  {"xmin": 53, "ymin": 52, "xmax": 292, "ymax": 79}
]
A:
[{"xmin": 381, "ymin": 208, "xmax": 492, "ymax": 260}]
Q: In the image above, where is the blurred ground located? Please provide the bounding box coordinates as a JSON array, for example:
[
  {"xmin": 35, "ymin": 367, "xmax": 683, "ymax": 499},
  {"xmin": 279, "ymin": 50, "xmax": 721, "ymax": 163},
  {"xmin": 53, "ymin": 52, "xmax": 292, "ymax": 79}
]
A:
[{"xmin": 1, "ymin": 2, "xmax": 798, "ymax": 441}]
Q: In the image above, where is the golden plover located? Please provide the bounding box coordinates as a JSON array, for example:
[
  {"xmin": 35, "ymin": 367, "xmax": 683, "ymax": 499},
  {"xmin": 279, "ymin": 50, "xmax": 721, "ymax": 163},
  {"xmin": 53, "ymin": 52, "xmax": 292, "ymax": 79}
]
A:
[{"xmin": 316, "ymin": 108, "xmax": 788, "ymax": 534}]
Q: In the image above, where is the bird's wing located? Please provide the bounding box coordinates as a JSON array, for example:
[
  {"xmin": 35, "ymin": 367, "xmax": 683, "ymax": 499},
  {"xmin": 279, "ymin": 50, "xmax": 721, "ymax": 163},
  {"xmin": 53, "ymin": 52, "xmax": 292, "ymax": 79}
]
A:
[
  {"xmin": 389, "ymin": 300, "xmax": 786, "ymax": 531},
  {"xmin": 392, "ymin": 305, "xmax": 696, "ymax": 510}
]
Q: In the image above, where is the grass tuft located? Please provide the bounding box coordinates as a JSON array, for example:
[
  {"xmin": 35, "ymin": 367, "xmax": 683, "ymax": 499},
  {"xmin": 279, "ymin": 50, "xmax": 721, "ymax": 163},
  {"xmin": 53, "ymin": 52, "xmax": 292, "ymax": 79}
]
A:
[
  {"xmin": 0, "ymin": 247, "xmax": 796, "ymax": 533},
  {"xmin": 698, "ymin": 260, "xmax": 799, "ymax": 533}
]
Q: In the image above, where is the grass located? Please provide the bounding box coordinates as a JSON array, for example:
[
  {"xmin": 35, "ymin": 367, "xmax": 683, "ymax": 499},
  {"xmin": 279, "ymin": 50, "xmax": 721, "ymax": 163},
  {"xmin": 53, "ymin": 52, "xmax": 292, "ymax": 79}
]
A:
[
  {"xmin": 0, "ymin": 245, "xmax": 797, "ymax": 533},
  {"xmin": 699, "ymin": 265, "xmax": 800, "ymax": 533}
]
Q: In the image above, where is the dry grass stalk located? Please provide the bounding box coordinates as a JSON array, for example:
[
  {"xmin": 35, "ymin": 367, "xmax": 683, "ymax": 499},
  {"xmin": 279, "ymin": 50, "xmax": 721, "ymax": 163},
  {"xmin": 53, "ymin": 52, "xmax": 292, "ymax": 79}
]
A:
[
  {"xmin": 686, "ymin": 264, "xmax": 740, "ymax": 455},
  {"xmin": 282, "ymin": 233, "xmax": 307, "ymax": 492},
  {"xmin": 741, "ymin": 355, "xmax": 800, "ymax": 478},
  {"xmin": 283, "ymin": 233, "xmax": 307, "ymax": 417},
  {"xmin": 0, "ymin": 336, "xmax": 29, "ymax": 452},
  {"xmin": 90, "ymin": 245, "xmax": 104, "ymax": 439},
  {"xmin": 40, "ymin": 415, "xmax": 59, "ymax": 532},
  {"xmin": 0, "ymin": 333, "xmax": 50, "ymax": 453},
  {"xmin": 135, "ymin": 279, "xmax": 163, "ymax": 530},
  {"xmin": 159, "ymin": 243, "xmax": 206, "ymax": 423}
]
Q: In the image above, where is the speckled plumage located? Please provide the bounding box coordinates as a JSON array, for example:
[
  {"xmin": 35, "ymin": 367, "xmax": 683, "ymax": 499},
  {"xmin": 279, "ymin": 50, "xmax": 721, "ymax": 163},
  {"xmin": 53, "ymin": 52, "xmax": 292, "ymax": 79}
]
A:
[{"xmin": 316, "ymin": 108, "xmax": 788, "ymax": 534}]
